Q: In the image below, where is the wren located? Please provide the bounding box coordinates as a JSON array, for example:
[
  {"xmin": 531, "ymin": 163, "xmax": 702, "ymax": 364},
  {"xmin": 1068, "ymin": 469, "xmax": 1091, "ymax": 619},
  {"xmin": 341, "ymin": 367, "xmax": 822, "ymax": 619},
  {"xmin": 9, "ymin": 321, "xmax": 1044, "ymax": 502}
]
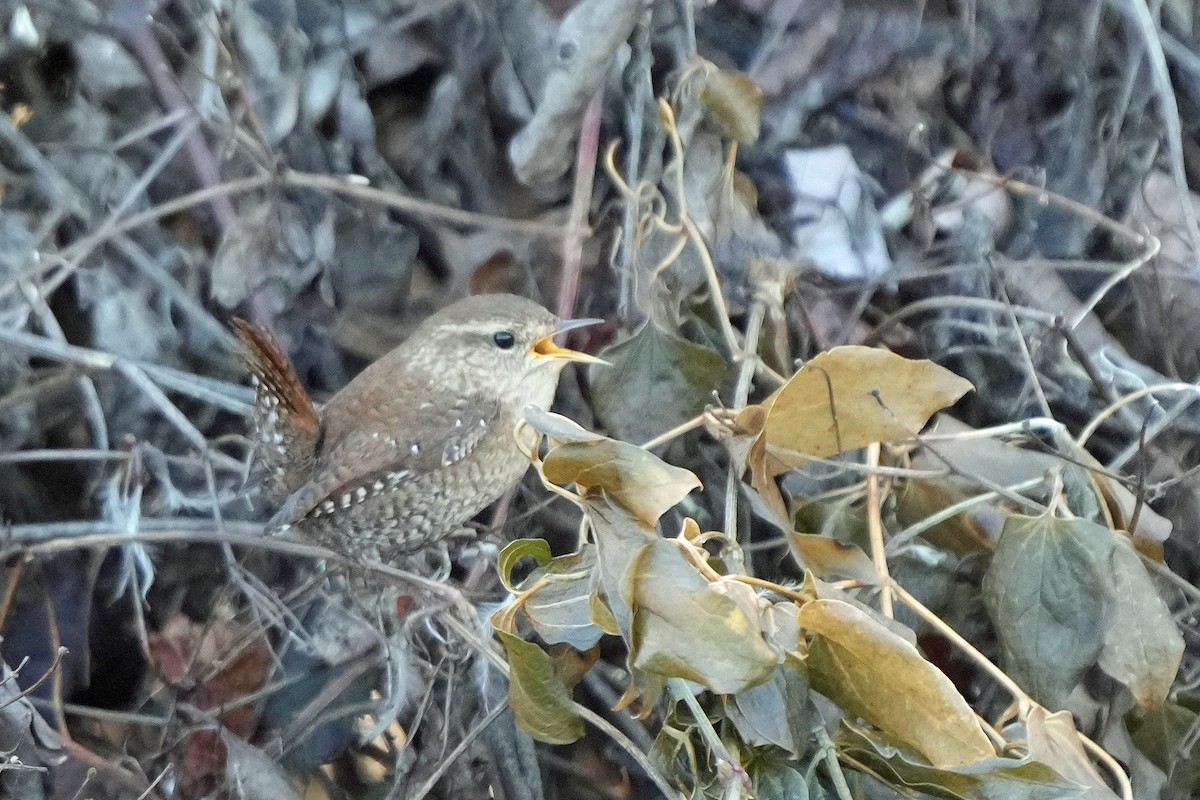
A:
[{"xmin": 234, "ymin": 294, "xmax": 601, "ymax": 563}]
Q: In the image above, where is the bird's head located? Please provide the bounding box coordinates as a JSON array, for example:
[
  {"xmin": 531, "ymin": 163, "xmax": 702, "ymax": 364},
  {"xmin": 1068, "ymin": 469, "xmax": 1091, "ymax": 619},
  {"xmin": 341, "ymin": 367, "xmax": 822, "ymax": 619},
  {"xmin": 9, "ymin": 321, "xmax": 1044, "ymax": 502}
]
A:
[{"xmin": 406, "ymin": 294, "xmax": 604, "ymax": 407}]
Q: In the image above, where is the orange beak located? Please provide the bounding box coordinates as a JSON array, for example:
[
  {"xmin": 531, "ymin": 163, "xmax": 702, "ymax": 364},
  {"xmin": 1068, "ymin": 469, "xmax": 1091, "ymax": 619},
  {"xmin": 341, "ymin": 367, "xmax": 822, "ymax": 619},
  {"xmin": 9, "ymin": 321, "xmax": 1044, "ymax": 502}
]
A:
[{"xmin": 531, "ymin": 318, "xmax": 608, "ymax": 365}]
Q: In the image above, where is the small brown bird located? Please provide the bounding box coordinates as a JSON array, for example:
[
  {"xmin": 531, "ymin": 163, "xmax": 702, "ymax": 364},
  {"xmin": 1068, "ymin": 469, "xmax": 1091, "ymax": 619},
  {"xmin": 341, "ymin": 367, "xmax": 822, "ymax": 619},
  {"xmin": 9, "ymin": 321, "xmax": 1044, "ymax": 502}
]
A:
[{"xmin": 234, "ymin": 295, "xmax": 601, "ymax": 562}]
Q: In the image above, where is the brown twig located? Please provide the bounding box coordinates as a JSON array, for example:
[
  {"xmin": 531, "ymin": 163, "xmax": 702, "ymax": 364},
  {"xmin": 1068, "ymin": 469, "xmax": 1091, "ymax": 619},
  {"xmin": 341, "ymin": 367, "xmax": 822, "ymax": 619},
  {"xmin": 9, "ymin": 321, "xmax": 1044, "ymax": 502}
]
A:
[{"xmin": 556, "ymin": 86, "xmax": 605, "ymax": 320}]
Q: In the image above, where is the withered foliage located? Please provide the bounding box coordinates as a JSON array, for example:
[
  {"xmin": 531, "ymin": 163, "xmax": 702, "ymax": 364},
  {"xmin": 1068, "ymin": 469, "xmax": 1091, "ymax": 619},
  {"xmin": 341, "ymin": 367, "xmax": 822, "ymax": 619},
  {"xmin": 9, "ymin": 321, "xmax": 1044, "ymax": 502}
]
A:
[{"xmin": 2, "ymin": 1, "xmax": 1200, "ymax": 799}]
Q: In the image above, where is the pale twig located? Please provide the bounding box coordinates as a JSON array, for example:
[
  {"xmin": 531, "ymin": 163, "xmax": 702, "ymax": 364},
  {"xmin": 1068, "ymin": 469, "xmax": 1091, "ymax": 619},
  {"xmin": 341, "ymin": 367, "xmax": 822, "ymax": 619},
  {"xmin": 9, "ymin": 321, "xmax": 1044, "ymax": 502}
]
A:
[
  {"xmin": 951, "ymin": 167, "xmax": 1148, "ymax": 247},
  {"xmin": 617, "ymin": 10, "xmax": 653, "ymax": 319},
  {"xmin": 994, "ymin": 275, "xmax": 1052, "ymax": 418},
  {"xmin": 656, "ymin": 99, "xmax": 740, "ymax": 356},
  {"xmin": 812, "ymin": 724, "xmax": 853, "ymax": 800},
  {"xmin": 113, "ymin": 17, "xmax": 236, "ymax": 233},
  {"xmin": 639, "ymin": 414, "xmax": 705, "ymax": 450},
  {"xmin": 1070, "ymin": 234, "xmax": 1160, "ymax": 330},
  {"xmin": 0, "ymin": 325, "xmax": 252, "ymax": 418},
  {"xmin": 0, "ymin": 646, "xmax": 67, "ymax": 711},
  {"xmin": 669, "ymin": 678, "xmax": 751, "ymax": 795},
  {"xmin": 918, "ymin": 417, "xmax": 1068, "ymax": 442},
  {"xmin": 1118, "ymin": 0, "xmax": 1200, "ymax": 261},
  {"xmin": 889, "ymin": 580, "xmax": 1031, "ymax": 719},
  {"xmin": 281, "ymin": 171, "xmax": 565, "ymax": 238},
  {"xmin": 51, "ymin": 114, "xmax": 201, "ymax": 284},
  {"xmin": 112, "ymin": 235, "xmax": 240, "ymax": 350},
  {"xmin": 16, "ymin": 280, "xmax": 109, "ymax": 451},
  {"xmin": 53, "ymin": 175, "xmax": 274, "ymax": 267},
  {"xmin": 1079, "ymin": 732, "xmax": 1134, "ymax": 800},
  {"xmin": 133, "ymin": 766, "xmax": 172, "ymax": 800},
  {"xmin": 864, "ymin": 443, "xmax": 892, "ymax": 617},
  {"xmin": 1075, "ymin": 382, "xmax": 1199, "ymax": 448},
  {"xmin": 726, "ymin": 299, "xmax": 766, "ymax": 559},
  {"xmin": 865, "ymin": 296, "xmax": 1058, "ymax": 346},
  {"xmin": 886, "ymin": 476, "xmax": 1046, "ymax": 556}
]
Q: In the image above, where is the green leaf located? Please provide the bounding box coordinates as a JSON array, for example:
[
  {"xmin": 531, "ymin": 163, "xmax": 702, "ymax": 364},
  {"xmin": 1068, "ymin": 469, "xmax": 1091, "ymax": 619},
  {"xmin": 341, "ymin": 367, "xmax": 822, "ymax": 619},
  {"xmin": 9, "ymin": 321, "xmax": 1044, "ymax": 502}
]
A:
[
  {"xmin": 1128, "ymin": 699, "xmax": 1200, "ymax": 798},
  {"xmin": 764, "ymin": 346, "xmax": 973, "ymax": 459},
  {"xmin": 700, "ymin": 67, "xmax": 763, "ymax": 144},
  {"xmin": 1097, "ymin": 536, "xmax": 1183, "ymax": 709},
  {"xmin": 800, "ymin": 599, "xmax": 994, "ymax": 768},
  {"xmin": 1129, "ymin": 701, "xmax": 1196, "ymax": 772},
  {"xmin": 751, "ymin": 757, "xmax": 810, "ymax": 800},
  {"xmin": 543, "ymin": 437, "xmax": 702, "ymax": 527},
  {"xmin": 836, "ymin": 722, "xmax": 1082, "ymax": 800},
  {"xmin": 627, "ymin": 538, "xmax": 778, "ymax": 694},
  {"xmin": 591, "ymin": 322, "xmax": 725, "ymax": 445},
  {"xmin": 982, "ymin": 514, "xmax": 1113, "ymax": 708},
  {"xmin": 496, "ymin": 631, "xmax": 584, "ymax": 745},
  {"xmin": 727, "ymin": 660, "xmax": 813, "ymax": 756}
]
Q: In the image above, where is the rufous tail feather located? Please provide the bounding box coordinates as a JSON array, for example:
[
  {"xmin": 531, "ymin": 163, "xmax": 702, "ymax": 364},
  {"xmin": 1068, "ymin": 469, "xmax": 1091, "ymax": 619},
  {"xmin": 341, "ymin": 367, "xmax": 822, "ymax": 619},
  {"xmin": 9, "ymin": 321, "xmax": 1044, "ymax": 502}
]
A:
[{"xmin": 232, "ymin": 319, "xmax": 321, "ymax": 499}]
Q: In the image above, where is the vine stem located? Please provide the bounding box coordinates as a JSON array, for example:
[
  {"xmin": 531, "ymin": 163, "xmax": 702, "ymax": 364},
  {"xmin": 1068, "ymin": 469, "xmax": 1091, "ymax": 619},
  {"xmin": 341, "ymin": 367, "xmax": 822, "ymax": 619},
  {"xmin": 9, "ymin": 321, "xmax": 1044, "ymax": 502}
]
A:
[{"xmin": 865, "ymin": 442, "xmax": 892, "ymax": 617}]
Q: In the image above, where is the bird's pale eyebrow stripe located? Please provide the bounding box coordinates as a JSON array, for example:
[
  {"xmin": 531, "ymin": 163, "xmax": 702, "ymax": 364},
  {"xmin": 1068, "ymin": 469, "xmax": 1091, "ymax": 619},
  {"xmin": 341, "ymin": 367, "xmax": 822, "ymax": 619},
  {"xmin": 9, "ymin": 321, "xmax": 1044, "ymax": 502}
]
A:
[{"xmin": 439, "ymin": 322, "xmax": 510, "ymax": 335}]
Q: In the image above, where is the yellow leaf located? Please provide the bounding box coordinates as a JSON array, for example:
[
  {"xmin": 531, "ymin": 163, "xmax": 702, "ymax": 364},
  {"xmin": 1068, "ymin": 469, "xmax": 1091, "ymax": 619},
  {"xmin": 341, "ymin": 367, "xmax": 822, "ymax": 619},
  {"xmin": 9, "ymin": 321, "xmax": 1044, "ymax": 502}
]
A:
[
  {"xmin": 765, "ymin": 346, "xmax": 973, "ymax": 458},
  {"xmin": 543, "ymin": 438, "xmax": 702, "ymax": 527},
  {"xmin": 801, "ymin": 599, "xmax": 994, "ymax": 768}
]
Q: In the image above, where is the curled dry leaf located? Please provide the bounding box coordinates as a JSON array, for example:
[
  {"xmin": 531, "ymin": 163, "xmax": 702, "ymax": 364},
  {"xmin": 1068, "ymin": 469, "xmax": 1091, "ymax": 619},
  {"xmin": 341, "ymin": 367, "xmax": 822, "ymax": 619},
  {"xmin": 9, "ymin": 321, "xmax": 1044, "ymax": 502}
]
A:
[
  {"xmin": 1026, "ymin": 708, "xmax": 1122, "ymax": 800},
  {"xmin": 800, "ymin": 598, "xmax": 995, "ymax": 768},
  {"xmin": 512, "ymin": 417, "xmax": 776, "ymax": 704},
  {"xmin": 542, "ymin": 438, "xmax": 702, "ymax": 528},
  {"xmin": 522, "ymin": 406, "xmax": 606, "ymax": 445},
  {"xmin": 835, "ymin": 721, "xmax": 1080, "ymax": 799},
  {"xmin": 763, "ymin": 346, "xmax": 974, "ymax": 460},
  {"xmin": 494, "ymin": 539, "xmax": 604, "ymax": 651},
  {"xmin": 699, "ymin": 64, "xmax": 764, "ymax": 144},
  {"xmin": 627, "ymin": 538, "xmax": 779, "ymax": 694}
]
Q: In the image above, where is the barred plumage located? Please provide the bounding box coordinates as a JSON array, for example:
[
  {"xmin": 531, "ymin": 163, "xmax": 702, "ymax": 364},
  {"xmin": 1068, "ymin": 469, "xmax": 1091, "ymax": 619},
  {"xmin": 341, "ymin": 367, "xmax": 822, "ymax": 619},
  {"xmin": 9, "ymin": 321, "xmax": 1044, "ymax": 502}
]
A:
[{"xmin": 234, "ymin": 295, "xmax": 601, "ymax": 563}]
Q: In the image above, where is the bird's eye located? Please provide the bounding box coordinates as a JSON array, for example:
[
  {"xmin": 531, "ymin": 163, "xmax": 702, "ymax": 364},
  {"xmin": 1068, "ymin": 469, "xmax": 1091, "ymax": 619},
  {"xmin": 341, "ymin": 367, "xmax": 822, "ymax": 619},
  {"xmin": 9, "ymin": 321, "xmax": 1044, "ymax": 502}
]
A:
[{"xmin": 493, "ymin": 331, "xmax": 516, "ymax": 349}]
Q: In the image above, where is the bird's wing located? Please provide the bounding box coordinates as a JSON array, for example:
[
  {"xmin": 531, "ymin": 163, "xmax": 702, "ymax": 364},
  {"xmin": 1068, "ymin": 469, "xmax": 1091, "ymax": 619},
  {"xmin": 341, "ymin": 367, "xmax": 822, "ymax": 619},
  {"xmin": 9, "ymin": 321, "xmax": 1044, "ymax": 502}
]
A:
[{"xmin": 269, "ymin": 392, "xmax": 502, "ymax": 527}]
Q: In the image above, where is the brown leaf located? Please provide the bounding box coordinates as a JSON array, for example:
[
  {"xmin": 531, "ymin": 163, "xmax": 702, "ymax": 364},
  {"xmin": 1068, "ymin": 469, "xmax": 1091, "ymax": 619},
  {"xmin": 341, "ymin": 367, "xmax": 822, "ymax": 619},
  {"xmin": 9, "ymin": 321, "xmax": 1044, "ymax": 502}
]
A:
[
  {"xmin": 786, "ymin": 532, "xmax": 878, "ymax": 583},
  {"xmin": 627, "ymin": 539, "xmax": 778, "ymax": 694},
  {"xmin": 764, "ymin": 346, "xmax": 973, "ymax": 459},
  {"xmin": 800, "ymin": 599, "xmax": 994, "ymax": 768},
  {"xmin": 543, "ymin": 438, "xmax": 702, "ymax": 528},
  {"xmin": 1025, "ymin": 708, "xmax": 1121, "ymax": 800},
  {"xmin": 700, "ymin": 67, "xmax": 764, "ymax": 144}
]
